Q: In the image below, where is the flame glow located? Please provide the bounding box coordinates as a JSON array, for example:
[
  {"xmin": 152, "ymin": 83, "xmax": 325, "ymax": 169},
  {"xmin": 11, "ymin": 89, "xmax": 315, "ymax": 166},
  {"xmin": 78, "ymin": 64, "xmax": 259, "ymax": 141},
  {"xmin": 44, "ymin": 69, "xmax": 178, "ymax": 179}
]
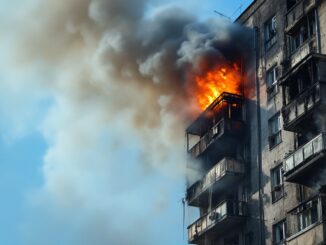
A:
[{"xmin": 194, "ymin": 63, "xmax": 242, "ymax": 110}]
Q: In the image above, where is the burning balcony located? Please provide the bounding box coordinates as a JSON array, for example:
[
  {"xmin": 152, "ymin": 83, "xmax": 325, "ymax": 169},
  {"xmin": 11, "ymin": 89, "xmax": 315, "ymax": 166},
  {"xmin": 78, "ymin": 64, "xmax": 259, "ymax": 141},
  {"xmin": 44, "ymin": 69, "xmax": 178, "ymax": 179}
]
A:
[
  {"xmin": 286, "ymin": 195, "xmax": 326, "ymax": 245},
  {"xmin": 187, "ymin": 200, "xmax": 246, "ymax": 244},
  {"xmin": 285, "ymin": 0, "xmax": 315, "ymax": 34},
  {"xmin": 284, "ymin": 133, "xmax": 326, "ymax": 187},
  {"xmin": 186, "ymin": 93, "xmax": 244, "ymax": 167},
  {"xmin": 186, "ymin": 158, "xmax": 245, "ymax": 207},
  {"xmin": 280, "ymin": 54, "xmax": 326, "ymax": 132}
]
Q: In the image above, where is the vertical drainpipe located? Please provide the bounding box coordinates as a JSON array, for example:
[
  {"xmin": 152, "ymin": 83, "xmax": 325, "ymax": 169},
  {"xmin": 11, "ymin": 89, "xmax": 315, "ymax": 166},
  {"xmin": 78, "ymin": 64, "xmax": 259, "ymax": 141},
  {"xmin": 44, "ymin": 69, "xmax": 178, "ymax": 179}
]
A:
[
  {"xmin": 254, "ymin": 26, "xmax": 265, "ymax": 245},
  {"xmin": 314, "ymin": 0, "xmax": 322, "ymax": 53}
]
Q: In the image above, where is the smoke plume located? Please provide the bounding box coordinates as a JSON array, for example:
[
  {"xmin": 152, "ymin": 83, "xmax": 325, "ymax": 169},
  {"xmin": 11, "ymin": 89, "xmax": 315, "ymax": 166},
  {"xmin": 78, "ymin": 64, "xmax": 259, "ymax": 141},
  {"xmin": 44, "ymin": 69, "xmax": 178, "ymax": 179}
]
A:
[{"xmin": 1, "ymin": 0, "xmax": 252, "ymax": 244}]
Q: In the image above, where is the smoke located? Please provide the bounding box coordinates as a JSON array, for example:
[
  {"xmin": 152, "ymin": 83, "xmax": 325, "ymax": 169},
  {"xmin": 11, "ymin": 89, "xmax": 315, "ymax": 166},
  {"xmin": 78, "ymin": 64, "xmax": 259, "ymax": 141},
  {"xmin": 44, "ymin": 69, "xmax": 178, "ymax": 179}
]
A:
[{"xmin": 1, "ymin": 0, "xmax": 252, "ymax": 244}]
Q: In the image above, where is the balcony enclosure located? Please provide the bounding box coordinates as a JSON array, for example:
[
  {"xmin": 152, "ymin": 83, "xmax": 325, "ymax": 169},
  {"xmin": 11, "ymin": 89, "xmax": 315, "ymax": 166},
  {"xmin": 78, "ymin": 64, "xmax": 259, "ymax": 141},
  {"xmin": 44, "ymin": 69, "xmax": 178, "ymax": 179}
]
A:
[
  {"xmin": 186, "ymin": 93, "xmax": 244, "ymax": 168},
  {"xmin": 186, "ymin": 158, "xmax": 245, "ymax": 207},
  {"xmin": 286, "ymin": 195, "xmax": 326, "ymax": 245},
  {"xmin": 187, "ymin": 200, "xmax": 246, "ymax": 244},
  {"xmin": 284, "ymin": 133, "xmax": 326, "ymax": 187},
  {"xmin": 285, "ymin": 0, "xmax": 315, "ymax": 34},
  {"xmin": 280, "ymin": 54, "xmax": 326, "ymax": 132}
]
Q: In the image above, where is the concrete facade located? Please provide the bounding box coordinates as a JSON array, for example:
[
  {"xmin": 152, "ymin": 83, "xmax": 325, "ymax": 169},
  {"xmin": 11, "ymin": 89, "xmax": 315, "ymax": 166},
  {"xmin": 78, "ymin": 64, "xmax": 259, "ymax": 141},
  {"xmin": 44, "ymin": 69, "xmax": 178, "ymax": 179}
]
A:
[{"xmin": 185, "ymin": 0, "xmax": 326, "ymax": 244}]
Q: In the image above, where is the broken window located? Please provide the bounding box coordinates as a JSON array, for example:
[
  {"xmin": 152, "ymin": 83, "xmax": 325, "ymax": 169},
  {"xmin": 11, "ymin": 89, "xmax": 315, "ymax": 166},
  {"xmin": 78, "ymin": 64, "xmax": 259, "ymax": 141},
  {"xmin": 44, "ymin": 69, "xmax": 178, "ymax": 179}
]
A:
[
  {"xmin": 273, "ymin": 220, "xmax": 286, "ymax": 245},
  {"xmin": 265, "ymin": 16, "xmax": 277, "ymax": 51},
  {"xmin": 268, "ymin": 113, "xmax": 282, "ymax": 149},
  {"xmin": 271, "ymin": 165, "xmax": 284, "ymax": 202}
]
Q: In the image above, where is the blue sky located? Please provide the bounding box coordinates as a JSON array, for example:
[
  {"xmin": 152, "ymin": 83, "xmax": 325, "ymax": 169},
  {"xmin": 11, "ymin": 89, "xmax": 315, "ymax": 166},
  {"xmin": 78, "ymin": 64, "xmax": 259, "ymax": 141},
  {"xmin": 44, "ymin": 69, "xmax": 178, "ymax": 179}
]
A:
[{"xmin": 0, "ymin": 0, "xmax": 253, "ymax": 244}]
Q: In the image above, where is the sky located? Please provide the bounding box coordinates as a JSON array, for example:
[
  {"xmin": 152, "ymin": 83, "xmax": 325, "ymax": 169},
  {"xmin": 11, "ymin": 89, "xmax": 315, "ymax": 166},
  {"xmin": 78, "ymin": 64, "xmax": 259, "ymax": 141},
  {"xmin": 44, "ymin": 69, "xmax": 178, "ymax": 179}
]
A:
[{"xmin": 0, "ymin": 0, "xmax": 253, "ymax": 245}]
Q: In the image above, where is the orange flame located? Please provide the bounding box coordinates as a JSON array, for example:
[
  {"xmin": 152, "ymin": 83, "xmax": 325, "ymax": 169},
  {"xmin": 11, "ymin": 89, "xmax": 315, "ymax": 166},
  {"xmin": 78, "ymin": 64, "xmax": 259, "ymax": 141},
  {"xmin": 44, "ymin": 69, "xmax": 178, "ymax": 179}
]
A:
[{"xmin": 194, "ymin": 63, "xmax": 242, "ymax": 110}]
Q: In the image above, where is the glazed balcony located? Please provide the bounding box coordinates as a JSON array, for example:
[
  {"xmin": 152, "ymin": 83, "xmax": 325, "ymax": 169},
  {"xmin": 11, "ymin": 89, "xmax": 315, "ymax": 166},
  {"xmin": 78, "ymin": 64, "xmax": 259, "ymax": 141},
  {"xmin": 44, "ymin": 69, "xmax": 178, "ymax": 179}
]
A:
[
  {"xmin": 284, "ymin": 133, "xmax": 326, "ymax": 187},
  {"xmin": 280, "ymin": 54, "xmax": 326, "ymax": 132},
  {"xmin": 285, "ymin": 0, "xmax": 315, "ymax": 34},
  {"xmin": 186, "ymin": 93, "xmax": 244, "ymax": 167},
  {"xmin": 187, "ymin": 200, "xmax": 246, "ymax": 244},
  {"xmin": 286, "ymin": 195, "xmax": 326, "ymax": 245},
  {"xmin": 186, "ymin": 158, "xmax": 244, "ymax": 207}
]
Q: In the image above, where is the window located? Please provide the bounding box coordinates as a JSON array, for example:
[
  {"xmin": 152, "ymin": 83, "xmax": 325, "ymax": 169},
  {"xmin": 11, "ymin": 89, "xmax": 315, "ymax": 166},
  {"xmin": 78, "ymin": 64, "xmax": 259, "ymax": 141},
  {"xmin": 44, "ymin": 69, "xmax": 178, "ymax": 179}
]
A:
[
  {"xmin": 268, "ymin": 113, "xmax": 282, "ymax": 148},
  {"xmin": 273, "ymin": 220, "xmax": 286, "ymax": 245},
  {"xmin": 298, "ymin": 200, "xmax": 318, "ymax": 231},
  {"xmin": 265, "ymin": 16, "xmax": 277, "ymax": 51},
  {"xmin": 266, "ymin": 66, "xmax": 279, "ymax": 98},
  {"xmin": 271, "ymin": 165, "xmax": 284, "ymax": 202},
  {"xmin": 289, "ymin": 12, "xmax": 316, "ymax": 54}
]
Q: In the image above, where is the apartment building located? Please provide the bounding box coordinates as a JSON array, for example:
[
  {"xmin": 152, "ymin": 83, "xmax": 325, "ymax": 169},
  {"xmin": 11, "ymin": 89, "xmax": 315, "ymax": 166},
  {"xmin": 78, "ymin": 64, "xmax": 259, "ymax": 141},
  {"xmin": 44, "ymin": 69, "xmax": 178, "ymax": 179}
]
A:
[{"xmin": 185, "ymin": 0, "xmax": 326, "ymax": 244}]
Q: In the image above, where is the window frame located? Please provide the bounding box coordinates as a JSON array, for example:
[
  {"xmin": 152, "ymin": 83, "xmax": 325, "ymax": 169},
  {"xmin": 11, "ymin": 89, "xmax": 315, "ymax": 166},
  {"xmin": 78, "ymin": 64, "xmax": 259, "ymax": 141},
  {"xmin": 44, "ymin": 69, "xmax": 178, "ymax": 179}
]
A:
[
  {"xmin": 271, "ymin": 164, "xmax": 284, "ymax": 203},
  {"xmin": 265, "ymin": 15, "xmax": 278, "ymax": 51},
  {"xmin": 273, "ymin": 219, "xmax": 286, "ymax": 245},
  {"xmin": 266, "ymin": 65, "xmax": 279, "ymax": 99},
  {"xmin": 268, "ymin": 112, "xmax": 282, "ymax": 149}
]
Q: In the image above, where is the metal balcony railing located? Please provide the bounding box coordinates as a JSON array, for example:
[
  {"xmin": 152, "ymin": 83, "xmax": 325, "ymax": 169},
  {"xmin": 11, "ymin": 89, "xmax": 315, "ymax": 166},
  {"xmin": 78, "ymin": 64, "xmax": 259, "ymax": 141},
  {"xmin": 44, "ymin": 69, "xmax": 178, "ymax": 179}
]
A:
[
  {"xmin": 286, "ymin": 0, "xmax": 315, "ymax": 32},
  {"xmin": 188, "ymin": 118, "xmax": 243, "ymax": 158},
  {"xmin": 186, "ymin": 158, "xmax": 244, "ymax": 204},
  {"xmin": 188, "ymin": 200, "xmax": 246, "ymax": 243},
  {"xmin": 282, "ymin": 82, "xmax": 321, "ymax": 129},
  {"xmin": 284, "ymin": 133, "xmax": 326, "ymax": 172}
]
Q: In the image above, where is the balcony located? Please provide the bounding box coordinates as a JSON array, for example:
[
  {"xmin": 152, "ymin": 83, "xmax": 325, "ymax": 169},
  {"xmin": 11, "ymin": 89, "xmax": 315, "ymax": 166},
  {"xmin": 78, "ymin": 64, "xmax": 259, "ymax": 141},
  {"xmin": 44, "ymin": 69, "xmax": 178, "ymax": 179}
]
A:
[
  {"xmin": 285, "ymin": 0, "xmax": 315, "ymax": 34},
  {"xmin": 280, "ymin": 54, "xmax": 326, "ymax": 132},
  {"xmin": 186, "ymin": 93, "xmax": 244, "ymax": 167},
  {"xmin": 284, "ymin": 133, "xmax": 326, "ymax": 187},
  {"xmin": 187, "ymin": 200, "xmax": 246, "ymax": 244},
  {"xmin": 186, "ymin": 158, "xmax": 245, "ymax": 207},
  {"xmin": 286, "ymin": 195, "xmax": 326, "ymax": 245}
]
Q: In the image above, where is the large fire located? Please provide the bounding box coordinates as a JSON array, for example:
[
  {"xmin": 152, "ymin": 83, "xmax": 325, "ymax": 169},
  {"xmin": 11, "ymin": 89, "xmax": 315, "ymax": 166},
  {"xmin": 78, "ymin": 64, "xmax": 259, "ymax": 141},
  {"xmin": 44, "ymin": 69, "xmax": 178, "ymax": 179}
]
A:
[{"xmin": 195, "ymin": 63, "xmax": 242, "ymax": 110}]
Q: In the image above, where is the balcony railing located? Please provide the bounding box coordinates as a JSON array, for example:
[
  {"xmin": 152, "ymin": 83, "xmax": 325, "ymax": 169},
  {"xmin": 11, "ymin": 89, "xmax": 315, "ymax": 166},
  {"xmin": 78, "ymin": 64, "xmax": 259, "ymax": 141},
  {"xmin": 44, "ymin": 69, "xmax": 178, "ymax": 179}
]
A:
[
  {"xmin": 282, "ymin": 82, "xmax": 321, "ymax": 130},
  {"xmin": 284, "ymin": 133, "xmax": 326, "ymax": 173},
  {"xmin": 188, "ymin": 118, "xmax": 244, "ymax": 158},
  {"xmin": 188, "ymin": 200, "xmax": 246, "ymax": 243},
  {"xmin": 285, "ymin": 0, "xmax": 315, "ymax": 33},
  {"xmin": 186, "ymin": 158, "xmax": 244, "ymax": 206}
]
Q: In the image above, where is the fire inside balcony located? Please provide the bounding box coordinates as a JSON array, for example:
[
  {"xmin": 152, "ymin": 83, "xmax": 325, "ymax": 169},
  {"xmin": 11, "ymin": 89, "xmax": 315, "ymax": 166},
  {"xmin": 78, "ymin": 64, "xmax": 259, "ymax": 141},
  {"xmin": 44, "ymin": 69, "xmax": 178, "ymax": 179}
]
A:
[
  {"xmin": 186, "ymin": 157, "xmax": 244, "ymax": 208},
  {"xmin": 187, "ymin": 200, "xmax": 246, "ymax": 244},
  {"xmin": 286, "ymin": 195, "xmax": 326, "ymax": 245},
  {"xmin": 280, "ymin": 54, "xmax": 326, "ymax": 132},
  {"xmin": 186, "ymin": 92, "xmax": 244, "ymax": 168},
  {"xmin": 285, "ymin": 0, "xmax": 316, "ymax": 35},
  {"xmin": 284, "ymin": 133, "xmax": 326, "ymax": 187}
]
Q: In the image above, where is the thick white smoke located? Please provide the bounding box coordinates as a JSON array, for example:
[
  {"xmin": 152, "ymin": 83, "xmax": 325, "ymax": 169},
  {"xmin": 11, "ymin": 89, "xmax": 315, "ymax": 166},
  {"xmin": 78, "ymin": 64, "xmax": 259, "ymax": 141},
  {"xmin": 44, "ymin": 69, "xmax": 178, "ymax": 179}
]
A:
[{"xmin": 0, "ymin": 0, "xmax": 252, "ymax": 244}]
